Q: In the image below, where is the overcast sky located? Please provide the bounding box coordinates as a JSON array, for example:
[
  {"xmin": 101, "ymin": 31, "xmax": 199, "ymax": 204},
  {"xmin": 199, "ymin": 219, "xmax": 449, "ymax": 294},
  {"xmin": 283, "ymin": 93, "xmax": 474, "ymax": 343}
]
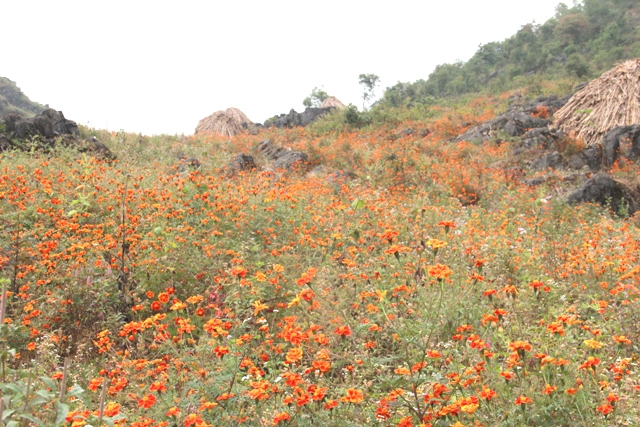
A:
[{"xmin": 2, "ymin": 1, "xmax": 564, "ymax": 135}]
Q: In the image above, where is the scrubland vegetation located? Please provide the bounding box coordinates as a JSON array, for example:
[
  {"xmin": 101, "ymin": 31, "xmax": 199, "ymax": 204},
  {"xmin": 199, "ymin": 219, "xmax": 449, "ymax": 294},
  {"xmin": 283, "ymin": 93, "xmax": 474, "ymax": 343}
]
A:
[
  {"xmin": 1, "ymin": 77, "xmax": 639, "ymax": 427},
  {"xmin": 3, "ymin": 1, "xmax": 640, "ymax": 425}
]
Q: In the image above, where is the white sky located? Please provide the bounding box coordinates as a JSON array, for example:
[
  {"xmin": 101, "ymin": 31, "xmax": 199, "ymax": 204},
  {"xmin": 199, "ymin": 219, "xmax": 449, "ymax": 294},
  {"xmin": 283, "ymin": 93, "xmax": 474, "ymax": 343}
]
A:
[{"xmin": 2, "ymin": 1, "xmax": 563, "ymax": 135}]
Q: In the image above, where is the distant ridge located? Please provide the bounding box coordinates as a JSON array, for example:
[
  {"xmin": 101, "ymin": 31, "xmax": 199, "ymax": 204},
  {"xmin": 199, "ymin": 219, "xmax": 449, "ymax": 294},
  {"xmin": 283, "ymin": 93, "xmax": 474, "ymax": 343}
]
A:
[{"xmin": 0, "ymin": 77, "xmax": 46, "ymax": 118}]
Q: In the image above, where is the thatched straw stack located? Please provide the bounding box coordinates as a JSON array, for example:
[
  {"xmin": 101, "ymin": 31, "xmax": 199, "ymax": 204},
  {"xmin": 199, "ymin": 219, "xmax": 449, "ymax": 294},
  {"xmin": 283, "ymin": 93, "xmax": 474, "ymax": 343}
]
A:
[
  {"xmin": 320, "ymin": 96, "xmax": 346, "ymax": 110},
  {"xmin": 195, "ymin": 108, "xmax": 252, "ymax": 137},
  {"xmin": 553, "ymin": 59, "xmax": 640, "ymax": 146}
]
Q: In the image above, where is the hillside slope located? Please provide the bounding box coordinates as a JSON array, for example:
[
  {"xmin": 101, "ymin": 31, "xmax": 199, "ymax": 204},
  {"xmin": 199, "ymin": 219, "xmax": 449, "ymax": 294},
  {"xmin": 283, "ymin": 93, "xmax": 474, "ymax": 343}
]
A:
[
  {"xmin": 0, "ymin": 76, "xmax": 45, "ymax": 118},
  {"xmin": 382, "ymin": 0, "xmax": 640, "ymax": 106}
]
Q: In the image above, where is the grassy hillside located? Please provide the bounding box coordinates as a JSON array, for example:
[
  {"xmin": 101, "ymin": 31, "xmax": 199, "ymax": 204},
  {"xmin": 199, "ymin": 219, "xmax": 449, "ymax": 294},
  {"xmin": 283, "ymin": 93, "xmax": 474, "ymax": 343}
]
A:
[
  {"xmin": 0, "ymin": 76, "xmax": 46, "ymax": 118},
  {"xmin": 1, "ymin": 83, "xmax": 639, "ymax": 426},
  {"xmin": 381, "ymin": 0, "xmax": 640, "ymax": 107},
  {"xmin": 1, "ymin": 2, "xmax": 640, "ymax": 425}
]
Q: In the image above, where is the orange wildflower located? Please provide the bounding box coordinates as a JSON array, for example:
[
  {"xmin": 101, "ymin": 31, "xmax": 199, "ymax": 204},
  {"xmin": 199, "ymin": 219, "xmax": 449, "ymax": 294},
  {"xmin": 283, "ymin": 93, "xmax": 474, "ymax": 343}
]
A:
[
  {"xmin": 596, "ymin": 404, "xmax": 614, "ymax": 416},
  {"xmin": 341, "ymin": 388, "xmax": 364, "ymax": 403},
  {"xmin": 286, "ymin": 347, "xmax": 303, "ymax": 364},
  {"xmin": 213, "ymin": 345, "xmax": 229, "ymax": 358},
  {"xmin": 428, "ymin": 264, "xmax": 453, "ymax": 281},
  {"xmin": 508, "ymin": 340, "xmax": 531, "ymax": 355},
  {"xmin": 514, "ymin": 395, "xmax": 533, "ymax": 405},
  {"xmin": 334, "ymin": 325, "xmax": 351, "ymax": 337},
  {"xmin": 479, "ymin": 386, "xmax": 496, "ymax": 400},
  {"xmin": 273, "ymin": 412, "xmax": 291, "ymax": 424},
  {"xmin": 88, "ymin": 377, "xmax": 104, "ymax": 392},
  {"xmin": 165, "ymin": 406, "xmax": 180, "ymax": 417},
  {"xmin": 138, "ymin": 393, "xmax": 156, "ymax": 409}
]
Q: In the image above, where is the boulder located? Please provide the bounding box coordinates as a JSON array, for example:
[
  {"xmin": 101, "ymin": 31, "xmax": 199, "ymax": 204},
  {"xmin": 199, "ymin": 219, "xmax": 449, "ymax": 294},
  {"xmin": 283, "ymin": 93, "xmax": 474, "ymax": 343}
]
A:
[
  {"xmin": 566, "ymin": 174, "xmax": 637, "ymax": 216},
  {"xmin": 78, "ymin": 136, "xmax": 115, "ymax": 160},
  {"xmin": 531, "ymin": 151, "xmax": 564, "ymax": 170},
  {"xmin": 500, "ymin": 112, "xmax": 550, "ymax": 137},
  {"xmin": 258, "ymin": 139, "xmax": 309, "ymax": 170},
  {"xmin": 520, "ymin": 127, "xmax": 563, "ymax": 149},
  {"xmin": 226, "ymin": 153, "xmax": 256, "ymax": 176},
  {"xmin": 602, "ymin": 125, "xmax": 640, "ymax": 167},
  {"xmin": 175, "ymin": 157, "xmax": 201, "ymax": 173},
  {"xmin": 566, "ymin": 146, "xmax": 601, "ymax": 171}
]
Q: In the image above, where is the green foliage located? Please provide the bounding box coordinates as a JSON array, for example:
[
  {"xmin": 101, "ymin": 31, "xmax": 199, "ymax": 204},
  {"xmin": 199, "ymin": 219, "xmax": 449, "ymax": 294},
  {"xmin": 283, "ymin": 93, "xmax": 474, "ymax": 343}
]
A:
[
  {"xmin": 344, "ymin": 104, "xmax": 369, "ymax": 128},
  {"xmin": 302, "ymin": 86, "xmax": 329, "ymax": 108},
  {"xmin": 0, "ymin": 77, "xmax": 46, "ymax": 118},
  {"xmin": 358, "ymin": 73, "xmax": 380, "ymax": 110},
  {"xmin": 566, "ymin": 52, "xmax": 591, "ymax": 77},
  {"xmin": 379, "ymin": 0, "xmax": 640, "ymax": 105}
]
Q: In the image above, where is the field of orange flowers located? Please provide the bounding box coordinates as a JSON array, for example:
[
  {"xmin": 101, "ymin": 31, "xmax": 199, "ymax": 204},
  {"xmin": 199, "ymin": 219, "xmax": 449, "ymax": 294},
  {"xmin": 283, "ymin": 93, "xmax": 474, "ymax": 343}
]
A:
[{"xmin": 0, "ymin": 94, "xmax": 639, "ymax": 427}]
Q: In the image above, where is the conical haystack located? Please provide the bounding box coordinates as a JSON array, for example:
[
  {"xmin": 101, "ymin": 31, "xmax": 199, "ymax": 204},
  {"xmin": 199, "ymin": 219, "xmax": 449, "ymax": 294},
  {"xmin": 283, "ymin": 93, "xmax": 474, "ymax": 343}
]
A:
[
  {"xmin": 320, "ymin": 96, "xmax": 346, "ymax": 110},
  {"xmin": 553, "ymin": 59, "xmax": 640, "ymax": 146},
  {"xmin": 195, "ymin": 107, "xmax": 252, "ymax": 137}
]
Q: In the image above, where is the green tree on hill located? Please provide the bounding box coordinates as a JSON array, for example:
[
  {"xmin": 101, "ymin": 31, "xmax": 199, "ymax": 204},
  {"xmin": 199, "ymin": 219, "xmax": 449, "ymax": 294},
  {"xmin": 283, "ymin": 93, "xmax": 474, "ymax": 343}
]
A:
[
  {"xmin": 302, "ymin": 86, "xmax": 329, "ymax": 108},
  {"xmin": 359, "ymin": 73, "xmax": 380, "ymax": 110}
]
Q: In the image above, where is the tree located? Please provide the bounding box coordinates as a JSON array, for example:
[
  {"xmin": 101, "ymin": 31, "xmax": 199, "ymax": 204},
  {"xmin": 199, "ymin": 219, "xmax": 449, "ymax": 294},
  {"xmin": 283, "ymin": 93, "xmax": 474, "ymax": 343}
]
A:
[
  {"xmin": 302, "ymin": 86, "xmax": 329, "ymax": 108},
  {"xmin": 358, "ymin": 73, "xmax": 380, "ymax": 110}
]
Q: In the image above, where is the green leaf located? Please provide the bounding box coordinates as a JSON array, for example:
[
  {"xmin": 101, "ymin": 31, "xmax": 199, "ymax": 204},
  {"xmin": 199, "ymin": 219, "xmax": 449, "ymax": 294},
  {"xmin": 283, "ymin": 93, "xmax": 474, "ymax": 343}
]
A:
[
  {"xmin": 35, "ymin": 389, "xmax": 55, "ymax": 400},
  {"xmin": 0, "ymin": 383, "xmax": 24, "ymax": 395},
  {"xmin": 67, "ymin": 210, "xmax": 78, "ymax": 217},
  {"xmin": 55, "ymin": 402, "xmax": 70, "ymax": 425},
  {"xmin": 2, "ymin": 409, "xmax": 16, "ymax": 420},
  {"xmin": 41, "ymin": 376, "xmax": 57, "ymax": 390},
  {"xmin": 18, "ymin": 414, "xmax": 43, "ymax": 425},
  {"xmin": 351, "ymin": 199, "xmax": 365, "ymax": 210},
  {"xmin": 67, "ymin": 384, "xmax": 85, "ymax": 398}
]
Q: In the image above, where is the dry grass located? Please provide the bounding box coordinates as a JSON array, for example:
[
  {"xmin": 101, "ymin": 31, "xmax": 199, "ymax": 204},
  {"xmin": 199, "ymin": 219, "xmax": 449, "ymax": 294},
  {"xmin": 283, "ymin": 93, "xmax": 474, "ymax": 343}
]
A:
[
  {"xmin": 553, "ymin": 58, "xmax": 640, "ymax": 146},
  {"xmin": 194, "ymin": 107, "xmax": 252, "ymax": 137},
  {"xmin": 320, "ymin": 96, "xmax": 346, "ymax": 109}
]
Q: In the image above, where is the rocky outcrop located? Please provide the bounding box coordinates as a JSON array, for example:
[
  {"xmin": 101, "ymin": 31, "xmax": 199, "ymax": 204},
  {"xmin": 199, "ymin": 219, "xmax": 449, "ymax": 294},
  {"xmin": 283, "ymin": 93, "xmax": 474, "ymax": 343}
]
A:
[
  {"xmin": 264, "ymin": 107, "xmax": 334, "ymax": 128},
  {"xmin": 601, "ymin": 125, "xmax": 640, "ymax": 167},
  {"xmin": 3, "ymin": 109, "xmax": 78, "ymax": 139},
  {"xmin": 456, "ymin": 111, "xmax": 550, "ymax": 143},
  {"xmin": 456, "ymin": 94, "xmax": 571, "ymax": 144},
  {"xmin": 258, "ymin": 139, "xmax": 309, "ymax": 170},
  {"xmin": 0, "ymin": 109, "xmax": 114, "ymax": 159}
]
